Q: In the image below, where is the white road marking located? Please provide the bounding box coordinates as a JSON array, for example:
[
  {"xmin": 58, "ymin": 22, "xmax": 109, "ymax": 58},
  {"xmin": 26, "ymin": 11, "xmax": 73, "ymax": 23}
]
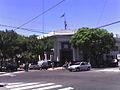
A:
[
  {"xmin": 5, "ymin": 82, "xmax": 74, "ymax": 90},
  {"xmin": 6, "ymin": 82, "xmax": 40, "ymax": 88},
  {"xmin": 33, "ymin": 85, "xmax": 62, "ymax": 90},
  {"xmin": 7, "ymin": 82, "xmax": 24, "ymax": 86},
  {"xmin": 0, "ymin": 71, "xmax": 25, "ymax": 77},
  {"xmin": 8, "ymin": 83, "xmax": 55, "ymax": 90},
  {"xmin": 58, "ymin": 87, "xmax": 74, "ymax": 90},
  {"xmin": 0, "ymin": 73, "xmax": 16, "ymax": 77}
]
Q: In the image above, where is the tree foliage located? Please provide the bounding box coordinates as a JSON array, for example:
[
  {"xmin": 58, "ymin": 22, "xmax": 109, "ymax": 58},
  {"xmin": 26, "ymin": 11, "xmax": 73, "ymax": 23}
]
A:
[
  {"xmin": 70, "ymin": 27, "xmax": 116, "ymax": 67},
  {"xmin": 0, "ymin": 30, "xmax": 18, "ymax": 59},
  {"xmin": 0, "ymin": 30, "xmax": 53, "ymax": 65}
]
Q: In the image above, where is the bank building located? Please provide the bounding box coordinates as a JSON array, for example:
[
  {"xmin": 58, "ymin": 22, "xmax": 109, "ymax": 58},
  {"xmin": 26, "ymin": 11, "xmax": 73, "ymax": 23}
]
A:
[{"xmin": 38, "ymin": 29, "xmax": 120, "ymax": 66}]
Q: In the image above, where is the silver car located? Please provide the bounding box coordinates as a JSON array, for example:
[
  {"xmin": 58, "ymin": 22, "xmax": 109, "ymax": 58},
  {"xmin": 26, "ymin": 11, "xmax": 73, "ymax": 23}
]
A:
[{"xmin": 67, "ymin": 62, "xmax": 91, "ymax": 72}]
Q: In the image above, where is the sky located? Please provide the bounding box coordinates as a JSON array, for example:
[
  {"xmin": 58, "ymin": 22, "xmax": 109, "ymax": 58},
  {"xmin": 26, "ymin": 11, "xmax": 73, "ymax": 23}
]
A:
[{"xmin": 0, "ymin": 0, "xmax": 120, "ymax": 36}]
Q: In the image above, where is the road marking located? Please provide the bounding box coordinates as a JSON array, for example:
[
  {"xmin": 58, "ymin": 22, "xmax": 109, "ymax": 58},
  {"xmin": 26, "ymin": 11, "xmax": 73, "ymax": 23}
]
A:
[
  {"xmin": 5, "ymin": 82, "xmax": 74, "ymax": 90},
  {"xmin": 58, "ymin": 87, "xmax": 74, "ymax": 90},
  {"xmin": 33, "ymin": 85, "xmax": 62, "ymax": 90},
  {"xmin": 7, "ymin": 82, "xmax": 24, "ymax": 85},
  {"xmin": 6, "ymin": 82, "xmax": 40, "ymax": 88},
  {"xmin": 10, "ymin": 83, "xmax": 54, "ymax": 90},
  {"xmin": 0, "ymin": 73, "xmax": 16, "ymax": 77},
  {"xmin": 0, "ymin": 71, "xmax": 25, "ymax": 77}
]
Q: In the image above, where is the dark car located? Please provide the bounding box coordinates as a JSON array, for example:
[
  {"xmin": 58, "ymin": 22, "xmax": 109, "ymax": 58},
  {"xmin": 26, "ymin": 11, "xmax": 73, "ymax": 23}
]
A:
[{"xmin": 6, "ymin": 63, "xmax": 18, "ymax": 72}]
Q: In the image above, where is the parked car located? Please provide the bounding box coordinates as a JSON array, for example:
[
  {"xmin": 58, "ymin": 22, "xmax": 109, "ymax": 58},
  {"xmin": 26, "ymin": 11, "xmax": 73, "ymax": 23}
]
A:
[
  {"xmin": 38, "ymin": 60, "xmax": 49, "ymax": 70},
  {"xmin": 0, "ymin": 65, "xmax": 6, "ymax": 71},
  {"xmin": 29, "ymin": 63, "xmax": 40, "ymax": 70},
  {"xmin": 19, "ymin": 63, "xmax": 25, "ymax": 69},
  {"xmin": 67, "ymin": 62, "xmax": 91, "ymax": 72},
  {"xmin": 5, "ymin": 63, "xmax": 18, "ymax": 72}
]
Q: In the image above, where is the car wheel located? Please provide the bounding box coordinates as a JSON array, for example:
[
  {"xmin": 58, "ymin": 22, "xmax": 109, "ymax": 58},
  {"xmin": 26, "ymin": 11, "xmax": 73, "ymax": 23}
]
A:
[
  {"xmin": 76, "ymin": 68, "xmax": 80, "ymax": 71},
  {"xmin": 87, "ymin": 67, "xmax": 90, "ymax": 71},
  {"xmin": 69, "ymin": 69, "xmax": 72, "ymax": 72}
]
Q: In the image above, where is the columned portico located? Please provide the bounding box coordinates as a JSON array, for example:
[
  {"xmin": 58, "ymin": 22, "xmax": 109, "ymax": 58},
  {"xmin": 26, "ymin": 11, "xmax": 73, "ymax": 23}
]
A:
[
  {"xmin": 53, "ymin": 35, "xmax": 74, "ymax": 65},
  {"xmin": 38, "ymin": 30, "xmax": 82, "ymax": 65}
]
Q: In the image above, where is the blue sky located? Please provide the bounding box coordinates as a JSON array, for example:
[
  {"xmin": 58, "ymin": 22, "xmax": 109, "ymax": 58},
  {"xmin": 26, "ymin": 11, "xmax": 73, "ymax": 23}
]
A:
[{"xmin": 0, "ymin": 0, "xmax": 120, "ymax": 36}]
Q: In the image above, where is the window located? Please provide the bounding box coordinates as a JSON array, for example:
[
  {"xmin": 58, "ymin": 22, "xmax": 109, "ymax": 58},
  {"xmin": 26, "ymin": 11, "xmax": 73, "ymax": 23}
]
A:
[{"xmin": 81, "ymin": 63, "xmax": 85, "ymax": 65}]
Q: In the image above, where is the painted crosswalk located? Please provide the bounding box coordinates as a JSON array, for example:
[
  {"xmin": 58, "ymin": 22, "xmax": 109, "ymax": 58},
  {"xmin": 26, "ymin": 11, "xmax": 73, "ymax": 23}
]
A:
[
  {"xmin": 0, "ymin": 71, "xmax": 25, "ymax": 77},
  {"xmin": 5, "ymin": 82, "xmax": 74, "ymax": 90}
]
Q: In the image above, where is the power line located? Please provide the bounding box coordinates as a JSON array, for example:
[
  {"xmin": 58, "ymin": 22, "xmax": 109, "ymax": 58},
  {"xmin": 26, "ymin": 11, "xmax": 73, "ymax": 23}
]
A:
[
  {"xmin": 96, "ymin": 0, "xmax": 108, "ymax": 26},
  {"xmin": 0, "ymin": 24, "xmax": 46, "ymax": 33},
  {"xmin": 14, "ymin": 0, "xmax": 66, "ymax": 31},
  {"xmin": 95, "ymin": 20, "xmax": 120, "ymax": 29},
  {"xmin": 42, "ymin": 0, "xmax": 45, "ymax": 33}
]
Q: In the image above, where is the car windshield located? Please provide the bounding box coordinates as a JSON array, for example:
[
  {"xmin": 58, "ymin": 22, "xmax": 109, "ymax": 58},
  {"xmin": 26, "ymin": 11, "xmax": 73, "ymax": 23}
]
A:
[{"xmin": 74, "ymin": 62, "xmax": 80, "ymax": 65}]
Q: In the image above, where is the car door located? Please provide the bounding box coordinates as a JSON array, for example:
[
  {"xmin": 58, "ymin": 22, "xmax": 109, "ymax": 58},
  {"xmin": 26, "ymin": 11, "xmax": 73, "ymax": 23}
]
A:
[{"xmin": 80, "ymin": 62, "xmax": 85, "ymax": 70}]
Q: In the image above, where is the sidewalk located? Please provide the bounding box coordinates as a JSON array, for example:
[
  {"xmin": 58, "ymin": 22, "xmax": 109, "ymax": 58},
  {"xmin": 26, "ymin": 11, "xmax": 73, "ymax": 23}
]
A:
[
  {"xmin": 92, "ymin": 67, "xmax": 120, "ymax": 72},
  {"xmin": 48, "ymin": 66, "xmax": 120, "ymax": 72},
  {"xmin": 48, "ymin": 67, "xmax": 63, "ymax": 70}
]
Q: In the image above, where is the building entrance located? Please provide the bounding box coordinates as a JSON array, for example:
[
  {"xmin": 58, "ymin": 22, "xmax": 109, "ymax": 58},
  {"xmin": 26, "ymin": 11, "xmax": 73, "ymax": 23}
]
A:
[{"xmin": 60, "ymin": 49, "xmax": 73, "ymax": 65}]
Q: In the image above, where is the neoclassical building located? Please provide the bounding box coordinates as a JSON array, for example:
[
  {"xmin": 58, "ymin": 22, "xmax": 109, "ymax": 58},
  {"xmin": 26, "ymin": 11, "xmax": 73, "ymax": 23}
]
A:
[{"xmin": 38, "ymin": 30, "xmax": 120, "ymax": 65}]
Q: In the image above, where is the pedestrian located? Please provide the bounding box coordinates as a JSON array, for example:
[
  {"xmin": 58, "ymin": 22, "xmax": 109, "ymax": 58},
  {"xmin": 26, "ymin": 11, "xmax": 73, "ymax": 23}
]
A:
[
  {"xmin": 51, "ymin": 61, "xmax": 54, "ymax": 69},
  {"xmin": 63, "ymin": 61, "xmax": 68, "ymax": 69},
  {"xmin": 68, "ymin": 61, "xmax": 72, "ymax": 67},
  {"xmin": 24, "ymin": 61, "xmax": 29, "ymax": 72},
  {"xmin": 118, "ymin": 60, "xmax": 120, "ymax": 70}
]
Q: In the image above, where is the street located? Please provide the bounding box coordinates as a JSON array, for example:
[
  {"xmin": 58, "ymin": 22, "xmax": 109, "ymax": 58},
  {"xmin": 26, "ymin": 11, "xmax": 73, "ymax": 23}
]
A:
[{"xmin": 0, "ymin": 68, "xmax": 120, "ymax": 90}]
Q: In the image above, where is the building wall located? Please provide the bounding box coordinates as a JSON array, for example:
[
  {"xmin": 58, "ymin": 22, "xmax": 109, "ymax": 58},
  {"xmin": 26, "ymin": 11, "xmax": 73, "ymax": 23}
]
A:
[
  {"xmin": 53, "ymin": 35, "xmax": 71, "ymax": 62},
  {"xmin": 53, "ymin": 35, "xmax": 82, "ymax": 64}
]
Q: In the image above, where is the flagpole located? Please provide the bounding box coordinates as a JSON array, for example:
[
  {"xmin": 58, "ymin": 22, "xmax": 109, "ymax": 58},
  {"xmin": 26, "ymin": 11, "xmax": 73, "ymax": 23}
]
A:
[
  {"xmin": 64, "ymin": 14, "xmax": 67, "ymax": 30},
  {"xmin": 61, "ymin": 13, "xmax": 67, "ymax": 30}
]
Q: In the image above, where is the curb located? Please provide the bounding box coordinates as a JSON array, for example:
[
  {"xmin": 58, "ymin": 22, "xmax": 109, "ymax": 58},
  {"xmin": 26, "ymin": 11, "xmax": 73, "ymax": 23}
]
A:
[{"xmin": 48, "ymin": 67, "xmax": 63, "ymax": 70}]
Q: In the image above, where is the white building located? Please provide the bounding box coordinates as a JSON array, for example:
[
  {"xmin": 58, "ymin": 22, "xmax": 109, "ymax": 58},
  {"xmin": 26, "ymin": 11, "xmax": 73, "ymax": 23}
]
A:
[{"xmin": 38, "ymin": 30, "xmax": 120, "ymax": 65}]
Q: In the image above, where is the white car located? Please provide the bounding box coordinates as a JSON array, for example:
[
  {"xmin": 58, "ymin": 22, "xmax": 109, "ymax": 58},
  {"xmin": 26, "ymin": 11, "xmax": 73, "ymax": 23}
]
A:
[
  {"xmin": 67, "ymin": 62, "xmax": 91, "ymax": 72},
  {"xmin": 37, "ymin": 60, "xmax": 49, "ymax": 70},
  {"xmin": 29, "ymin": 63, "xmax": 40, "ymax": 70}
]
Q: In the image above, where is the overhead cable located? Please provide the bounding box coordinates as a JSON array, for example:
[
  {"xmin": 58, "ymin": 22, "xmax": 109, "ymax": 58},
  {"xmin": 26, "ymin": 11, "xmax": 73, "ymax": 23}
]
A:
[
  {"xmin": 0, "ymin": 24, "xmax": 46, "ymax": 33},
  {"xmin": 14, "ymin": 0, "xmax": 66, "ymax": 30},
  {"xmin": 95, "ymin": 20, "xmax": 120, "ymax": 29}
]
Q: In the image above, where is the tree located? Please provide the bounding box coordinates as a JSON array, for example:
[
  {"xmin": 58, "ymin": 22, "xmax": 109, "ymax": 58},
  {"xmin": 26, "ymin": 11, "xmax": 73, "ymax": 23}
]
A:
[
  {"xmin": 0, "ymin": 30, "xmax": 19, "ymax": 58},
  {"xmin": 70, "ymin": 27, "xmax": 116, "ymax": 67},
  {"xmin": 0, "ymin": 30, "xmax": 19, "ymax": 70},
  {"xmin": 39, "ymin": 37, "xmax": 54, "ymax": 60}
]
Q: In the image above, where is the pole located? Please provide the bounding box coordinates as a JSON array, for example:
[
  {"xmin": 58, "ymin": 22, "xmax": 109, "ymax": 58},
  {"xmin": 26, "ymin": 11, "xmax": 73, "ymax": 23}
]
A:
[{"xmin": 64, "ymin": 14, "xmax": 67, "ymax": 30}]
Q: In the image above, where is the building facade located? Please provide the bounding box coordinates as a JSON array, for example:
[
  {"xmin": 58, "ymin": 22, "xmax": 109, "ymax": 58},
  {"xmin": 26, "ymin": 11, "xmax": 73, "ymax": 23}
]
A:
[{"xmin": 38, "ymin": 30, "xmax": 120, "ymax": 66}]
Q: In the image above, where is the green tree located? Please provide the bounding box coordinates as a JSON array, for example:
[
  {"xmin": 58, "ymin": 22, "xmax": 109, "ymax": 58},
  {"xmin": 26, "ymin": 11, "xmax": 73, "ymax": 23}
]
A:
[
  {"xmin": 70, "ymin": 27, "xmax": 116, "ymax": 67},
  {"xmin": 37, "ymin": 37, "xmax": 53, "ymax": 60},
  {"xmin": 0, "ymin": 30, "xmax": 19, "ymax": 58},
  {"xmin": 0, "ymin": 30, "xmax": 19, "ymax": 70}
]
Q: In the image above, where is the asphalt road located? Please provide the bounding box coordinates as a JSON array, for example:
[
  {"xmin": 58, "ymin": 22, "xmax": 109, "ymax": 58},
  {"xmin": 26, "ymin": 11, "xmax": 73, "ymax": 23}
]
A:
[{"xmin": 0, "ymin": 68, "xmax": 120, "ymax": 90}]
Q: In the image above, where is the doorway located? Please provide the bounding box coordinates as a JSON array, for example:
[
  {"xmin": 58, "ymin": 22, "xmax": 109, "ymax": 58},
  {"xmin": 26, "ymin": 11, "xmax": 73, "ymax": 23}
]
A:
[{"xmin": 60, "ymin": 49, "xmax": 73, "ymax": 65}]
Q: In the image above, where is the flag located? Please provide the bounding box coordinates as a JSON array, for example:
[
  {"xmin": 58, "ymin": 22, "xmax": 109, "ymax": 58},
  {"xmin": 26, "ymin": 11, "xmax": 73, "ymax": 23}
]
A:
[{"xmin": 60, "ymin": 13, "xmax": 65, "ymax": 18}]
